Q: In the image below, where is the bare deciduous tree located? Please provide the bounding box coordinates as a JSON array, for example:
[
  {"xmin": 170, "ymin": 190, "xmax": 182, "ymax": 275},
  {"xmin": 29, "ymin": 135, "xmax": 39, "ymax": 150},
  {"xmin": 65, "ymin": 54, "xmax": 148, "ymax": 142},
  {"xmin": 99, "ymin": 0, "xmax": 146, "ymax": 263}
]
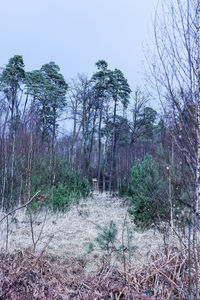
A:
[{"xmin": 149, "ymin": 0, "xmax": 200, "ymax": 297}]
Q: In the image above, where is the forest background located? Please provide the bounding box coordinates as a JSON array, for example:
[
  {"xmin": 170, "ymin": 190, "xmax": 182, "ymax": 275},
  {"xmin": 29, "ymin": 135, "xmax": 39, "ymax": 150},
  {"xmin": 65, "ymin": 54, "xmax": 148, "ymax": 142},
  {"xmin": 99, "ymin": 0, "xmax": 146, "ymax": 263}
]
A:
[{"xmin": 1, "ymin": 0, "xmax": 200, "ymax": 298}]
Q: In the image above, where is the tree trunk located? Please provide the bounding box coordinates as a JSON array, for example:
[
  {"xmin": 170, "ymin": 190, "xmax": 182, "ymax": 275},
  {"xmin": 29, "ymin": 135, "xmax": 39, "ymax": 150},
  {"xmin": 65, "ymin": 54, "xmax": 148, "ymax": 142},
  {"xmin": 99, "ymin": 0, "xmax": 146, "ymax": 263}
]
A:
[
  {"xmin": 50, "ymin": 107, "xmax": 57, "ymax": 208},
  {"xmin": 194, "ymin": 2, "xmax": 200, "ymax": 298},
  {"xmin": 71, "ymin": 113, "xmax": 77, "ymax": 170},
  {"xmin": 109, "ymin": 98, "xmax": 117, "ymax": 192},
  {"xmin": 102, "ymin": 137, "xmax": 108, "ymax": 192},
  {"xmin": 87, "ymin": 106, "xmax": 97, "ymax": 173},
  {"xmin": 97, "ymin": 102, "xmax": 103, "ymax": 190}
]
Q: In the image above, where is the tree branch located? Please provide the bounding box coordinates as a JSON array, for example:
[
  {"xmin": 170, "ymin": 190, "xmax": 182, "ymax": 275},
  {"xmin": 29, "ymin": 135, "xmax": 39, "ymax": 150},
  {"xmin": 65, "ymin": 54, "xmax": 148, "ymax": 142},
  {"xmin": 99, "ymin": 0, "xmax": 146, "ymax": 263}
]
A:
[{"xmin": 0, "ymin": 190, "xmax": 40, "ymax": 224}]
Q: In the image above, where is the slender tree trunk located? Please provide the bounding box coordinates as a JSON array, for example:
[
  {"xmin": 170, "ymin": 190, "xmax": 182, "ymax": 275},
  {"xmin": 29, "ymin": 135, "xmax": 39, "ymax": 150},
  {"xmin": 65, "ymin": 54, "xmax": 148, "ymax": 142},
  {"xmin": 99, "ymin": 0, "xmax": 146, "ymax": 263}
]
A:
[
  {"xmin": 169, "ymin": 135, "xmax": 174, "ymax": 230},
  {"xmin": 71, "ymin": 112, "xmax": 77, "ymax": 170},
  {"xmin": 1, "ymin": 93, "xmax": 11, "ymax": 209},
  {"xmin": 9, "ymin": 133, "xmax": 16, "ymax": 209},
  {"xmin": 97, "ymin": 102, "xmax": 103, "ymax": 190},
  {"xmin": 195, "ymin": 0, "xmax": 200, "ymax": 224},
  {"xmin": 50, "ymin": 108, "xmax": 57, "ymax": 208},
  {"xmin": 102, "ymin": 137, "xmax": 108, "ymax": 192},
  {"xmin": 109, "ymin": 98, "xmax": 117, "ymax": 192},
  {"xmin": 2, "ymin": 93, "xmax": 11, "ymax": 142},
  {"xmin": 41, "ymin": 104, "xmax": 46, "ymax": 146},
  {"xmin": 27, "ymin": 130, "xmax": 33, "ymax": 201},
  {"xmin": 2, "ymin": 143, "xmax": 7, "ymax": 210},
  {"xmin": 82, "ymin": 101, "xmax": 88, "ymax": 174},
  {"xmin": 194, "ymin": 2, "xmax": 200, "ymax": 298},
  {"xmin": 87, "ymin": 107, "xmax": 97, "ymax": 173}
]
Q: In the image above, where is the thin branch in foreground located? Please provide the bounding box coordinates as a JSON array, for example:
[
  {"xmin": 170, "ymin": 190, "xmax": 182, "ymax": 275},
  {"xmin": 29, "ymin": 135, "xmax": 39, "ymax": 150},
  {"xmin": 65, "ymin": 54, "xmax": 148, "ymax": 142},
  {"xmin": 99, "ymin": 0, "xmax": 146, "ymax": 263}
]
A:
[
  {"xmin": 31, "ymin": 234, "xmax": 54, "ymax": 270},
  {"xmin": 0, "ymin": 190, "xmax": 41, "ymax": 224}
]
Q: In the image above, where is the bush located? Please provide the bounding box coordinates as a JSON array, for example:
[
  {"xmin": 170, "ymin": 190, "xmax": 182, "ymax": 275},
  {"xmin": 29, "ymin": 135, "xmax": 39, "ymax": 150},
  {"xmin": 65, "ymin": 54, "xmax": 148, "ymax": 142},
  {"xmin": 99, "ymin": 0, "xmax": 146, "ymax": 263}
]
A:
[
  {"xmin": 87, "ymin": 220, "xmax": 136, "ymax": 265},
  {"xmin": 96, "ymin": 221, "xmax": 118, "ymax": 252},
  {"xmin": 28, "ymin": 156, "xmax": 91, "ymax": 212},
  {"xmin": 128, "ymin": 154, "xmax": 169, "ymax": 229},
  {"xmin": 53, "ymin": 183, "xmax": 72, "ymax": 211}
]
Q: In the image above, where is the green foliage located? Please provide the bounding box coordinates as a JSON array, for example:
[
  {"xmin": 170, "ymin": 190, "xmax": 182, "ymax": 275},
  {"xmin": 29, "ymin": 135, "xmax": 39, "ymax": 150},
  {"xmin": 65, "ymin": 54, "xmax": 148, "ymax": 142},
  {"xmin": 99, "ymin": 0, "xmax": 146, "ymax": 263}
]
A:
[
  {"xmin": 87, "ymin": 221, "xmax": 118, "ymax": 255},
  {"xmin": 128, "ymin": 154, "xmax": 169, "ymax": 229},
  {"xmin": 95, "ymin": 60, "xmax": 108, "ymax": 70},
  {"xmin": 87, "ymin": 220, "xmax": 136, "ymax": 265},
  {"xmin": 0, "ymin": 55, "xmax": 25, "ymax": 94},
  {"xmin": 87, "ymin": 242, "xmax": 95, "ymax": 254},
  {"xmin": 92, "ymin": 59, "xmax": 111, "ymax": 100},
  {"xmin": 25, "ymin": 61, "xmax": 68, "ymax": 135},
  {"xmin": 30, "ymin": 156, "xmax": 51, "ymax": 193},
  {"xmin": 141, "ymin": 107, "xmax": 157, "ymax": 139},
  {"xmin": 29, "ymin": 156, "xmax": 91, "ymax": 212},
  {"xmin": 109, "ymin": 68, "xmax": 131, "ymax": 109},
  {"xmin": 0, "ymin": 55, "xmax": 25, "ymax": 131},
  {"xmin": 87, "ymin": 221, "xmax": 118, "ymax": 258},
  {"xmin": 96, "ymin": 221, "xmax": 118, "ymax": 251},
  {"xmin": 54, "ymin": 158, "xmax": 91, "ymax": 198},
  {"xmin": 53, "ymin": 183, "xmax": 73, "ymax": 211},
  {"xmin": 131, "ymin": 107, "xmax": 157, "ymax": 144}
]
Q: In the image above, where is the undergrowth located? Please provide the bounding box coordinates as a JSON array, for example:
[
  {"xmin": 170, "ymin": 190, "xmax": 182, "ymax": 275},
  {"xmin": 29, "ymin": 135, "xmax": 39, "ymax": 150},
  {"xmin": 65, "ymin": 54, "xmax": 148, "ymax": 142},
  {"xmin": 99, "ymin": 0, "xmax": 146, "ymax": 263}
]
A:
[{"xmin": 27, "ymin": 156, "xmax": 91, "ymax": 212}]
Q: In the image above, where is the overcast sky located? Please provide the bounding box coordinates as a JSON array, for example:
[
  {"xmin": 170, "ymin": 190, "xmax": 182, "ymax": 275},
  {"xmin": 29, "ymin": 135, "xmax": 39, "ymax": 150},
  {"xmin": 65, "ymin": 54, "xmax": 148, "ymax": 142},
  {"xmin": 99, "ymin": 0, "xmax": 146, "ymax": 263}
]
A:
[{"xmin": 0, "ymin": 0, "xmax": 158, "ymax": 90}]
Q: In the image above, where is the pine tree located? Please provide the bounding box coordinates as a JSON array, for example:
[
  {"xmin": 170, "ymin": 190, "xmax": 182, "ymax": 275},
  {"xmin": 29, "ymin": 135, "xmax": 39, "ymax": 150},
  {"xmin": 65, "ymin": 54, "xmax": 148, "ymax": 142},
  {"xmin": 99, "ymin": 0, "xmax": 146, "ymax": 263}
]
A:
[
  {"xmin": 92, "ymin": 60, "xmax": 111, "ymax": 189},
  {"xmin": 0, "ymin": 55, "xmax": 25, "ymax": 131},
  {"xmin": 108, "ymin": 69, "xmax": 131, "ymax": 191}
]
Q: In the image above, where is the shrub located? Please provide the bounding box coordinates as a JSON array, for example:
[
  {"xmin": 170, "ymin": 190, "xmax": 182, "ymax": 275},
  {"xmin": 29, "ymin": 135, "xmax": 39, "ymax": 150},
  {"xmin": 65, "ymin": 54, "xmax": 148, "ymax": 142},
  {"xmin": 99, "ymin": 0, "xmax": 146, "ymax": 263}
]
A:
[
  {"xmin": 128, "ymin": 154, "xmax": 169, "ymax": 229},
  {"xmin": 96, "ymin": 221, "xmax": 118, "ymax": 252},
  {"xmin": 88, "ymin": 220, "xmax": 136, "ymax": 266},
  {"xmin": 53, "ymin": 183, "xmax": 72, "ymax": 211},
  {"xmin": 28, "ymin": 156, "xmax": 91, "ymax": 212}
]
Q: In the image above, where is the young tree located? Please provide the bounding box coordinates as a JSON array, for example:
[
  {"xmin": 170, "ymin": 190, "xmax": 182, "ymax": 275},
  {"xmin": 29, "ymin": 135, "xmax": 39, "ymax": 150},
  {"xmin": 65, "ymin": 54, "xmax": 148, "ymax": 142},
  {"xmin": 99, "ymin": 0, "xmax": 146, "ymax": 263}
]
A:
[
  {"xmin": 128, "ymin": 154, "xmax": 169, "ymax": 229},
  {"xmin": 150, "ymin": 0, "xmax": 200, "ymax": 296}
]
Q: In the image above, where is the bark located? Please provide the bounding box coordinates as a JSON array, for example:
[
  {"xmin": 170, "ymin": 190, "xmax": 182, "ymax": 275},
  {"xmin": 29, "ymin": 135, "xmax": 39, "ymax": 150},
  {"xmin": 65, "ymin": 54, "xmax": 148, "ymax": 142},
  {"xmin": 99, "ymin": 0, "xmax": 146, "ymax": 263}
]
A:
[
  {"xmin": 87, "ymin": 106, "xmax": 98, "ymax": 173},
  {"xmin": 50, "ymin": 107, "xmax": 57, "ymax": 207},
  {"xmin": 194, "ymin": 1, "xmax": 200, "ymax": 298},
  {"xmin": 97, "ymin": 102, "xmax": 103, "ymax": 189},
  {"xmin": 151, "ymin": 0, "xmax": 200, "ymax": 297},
  {"xmin": 109, "ymin": 98, "xmax": 117, "ymax": 192},
  {"xmin": 71, "ymin": 107, "xmax": 77, "ymax": 170},
  {"xmin": 102, "ymin": 136, "xmax": 108, "ymax": 192},
  {"xmin": 9, "ymin": 133, "xmax": 16, "ymax": 208}
]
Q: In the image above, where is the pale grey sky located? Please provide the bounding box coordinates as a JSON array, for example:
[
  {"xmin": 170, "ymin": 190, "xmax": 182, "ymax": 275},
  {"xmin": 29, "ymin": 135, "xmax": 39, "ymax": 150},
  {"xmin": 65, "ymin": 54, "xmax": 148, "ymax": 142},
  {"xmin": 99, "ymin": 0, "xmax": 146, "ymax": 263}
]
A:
[{"xmin": 0, "ymin": 0, "xmax": 158, "ymax": 89}]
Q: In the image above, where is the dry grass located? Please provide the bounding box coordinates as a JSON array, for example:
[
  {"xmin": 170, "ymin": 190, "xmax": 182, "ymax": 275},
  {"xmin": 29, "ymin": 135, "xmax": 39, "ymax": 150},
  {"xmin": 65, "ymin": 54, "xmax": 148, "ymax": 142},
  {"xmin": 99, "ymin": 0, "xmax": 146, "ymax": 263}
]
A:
[
  {"xmin": 0, "ymin": 192, "xmax": 173, "ymax": 273},
  {"xmin": 0, "ymin": 246, "xmax": 195, "ymax": 299},
  {"xmin": 0, "ymin": 192, "xmax": 198, "ymax": 299}
]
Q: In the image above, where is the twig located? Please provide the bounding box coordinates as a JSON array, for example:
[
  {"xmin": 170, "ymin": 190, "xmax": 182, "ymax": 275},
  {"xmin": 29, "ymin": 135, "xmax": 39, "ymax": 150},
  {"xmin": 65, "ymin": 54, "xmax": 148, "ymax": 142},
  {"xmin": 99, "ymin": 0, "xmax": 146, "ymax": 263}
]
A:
[
  {"xmin": 6, "ymin": 216, "xmax": 9, "ymax": 252},
  {"xmin": 0, "ymin": 191, "xmax": 40, "ymax": 224},
  {"xmin": 122, "ymin": 211, "xmax": 128, "ymax": 282},
  {"xmin": 31, "ymin": 234, "xmax": 54, "ymax": 269},
  {"xmin": 28, "ymin": 207, "xmax": 48, "ymax": 252},
  {"xmin": 1, "ymin": 234, "xmax": 54, "ymax": 299}
]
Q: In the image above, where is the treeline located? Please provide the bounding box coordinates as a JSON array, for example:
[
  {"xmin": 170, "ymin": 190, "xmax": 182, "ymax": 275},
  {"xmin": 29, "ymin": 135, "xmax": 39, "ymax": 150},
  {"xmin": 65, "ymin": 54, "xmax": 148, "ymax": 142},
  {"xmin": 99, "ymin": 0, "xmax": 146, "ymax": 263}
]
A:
[
  {"xmin": 62, "ymin": 63, "xmax": 164, "ymax": 192},
  {"xmin": 0, "ymin": 55, "xmax": 193, "ymax": 216},
  {"xmin": 0, "ymin": 56, "xmax": 91, "ymax": 211}
]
